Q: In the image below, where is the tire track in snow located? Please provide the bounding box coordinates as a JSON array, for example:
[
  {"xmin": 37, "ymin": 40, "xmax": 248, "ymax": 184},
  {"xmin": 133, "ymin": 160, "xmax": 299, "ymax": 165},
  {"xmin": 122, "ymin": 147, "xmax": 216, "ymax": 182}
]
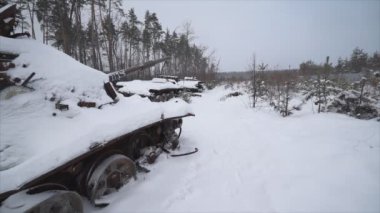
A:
[{"xmin": 164, "ymin": 89, "xmax": 276, "ymax": 212}]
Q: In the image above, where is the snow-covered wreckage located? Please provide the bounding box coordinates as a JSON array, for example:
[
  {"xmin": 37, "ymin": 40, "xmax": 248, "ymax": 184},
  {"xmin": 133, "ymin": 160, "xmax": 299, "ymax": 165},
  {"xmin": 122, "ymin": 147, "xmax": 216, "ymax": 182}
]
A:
[
  {"xmin": 116, "ymin": 78, "xmax": 183, "ymax": 102},
  {"xmin": 0, "ymin": 36, "xmax": 194, "ymax": 212},
  {"xmin": 178, "ymin": 77, "xmax": 205, "ymax": 93},
  {"xmin": 108, "ymin": 58, "xmax": 204, "ymax": 102},
  {"xmin": 115, "ymin": 75, "xmax": 205, "ymax": 102}
]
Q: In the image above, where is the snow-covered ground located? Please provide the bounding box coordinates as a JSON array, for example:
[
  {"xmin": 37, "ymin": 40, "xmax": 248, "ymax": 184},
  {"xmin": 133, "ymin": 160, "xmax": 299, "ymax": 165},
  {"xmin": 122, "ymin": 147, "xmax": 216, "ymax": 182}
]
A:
[{"xmin": 85, "ymin": 86, "xmax": 380, "ymax": 213}]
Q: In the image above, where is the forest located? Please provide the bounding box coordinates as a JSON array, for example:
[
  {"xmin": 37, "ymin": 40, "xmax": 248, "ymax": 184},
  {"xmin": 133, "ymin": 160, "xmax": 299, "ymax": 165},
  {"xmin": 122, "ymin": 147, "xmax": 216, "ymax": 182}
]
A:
[{"xmin": 7, "ymin": 0, "xmax": 218, "ymax": 80}]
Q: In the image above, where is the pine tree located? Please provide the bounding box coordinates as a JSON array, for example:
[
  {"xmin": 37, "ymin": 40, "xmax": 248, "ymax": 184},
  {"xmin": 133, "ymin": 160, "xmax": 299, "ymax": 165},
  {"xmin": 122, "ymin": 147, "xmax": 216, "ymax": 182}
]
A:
[
  {"xmin": 350, "ymin": 47, "xmax": 368, "ymax": 72},
  {"xmin": 336, "ymin": 57, "xmax": 344, "ymax": 72},
  {"xmin": 142, "ymin": 11, "xmax": 152, "ymax": 62},
  {"xmin": 121, "ymin": 8, "xmax": 141, "ymax": 68},
  {"xmin": 368, "ymin": 52, "xmax": 380, "ymax": 70}
]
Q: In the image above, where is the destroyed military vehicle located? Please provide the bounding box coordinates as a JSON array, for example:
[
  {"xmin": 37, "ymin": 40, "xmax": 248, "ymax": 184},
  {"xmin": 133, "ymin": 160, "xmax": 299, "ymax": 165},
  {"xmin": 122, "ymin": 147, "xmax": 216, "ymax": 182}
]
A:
[
  {"xmin": 109, "ymin": 59, "xmax": 184, "ymax": 102},
  {"xmin": 110, "ymin": 60, "xmax": 204, "ymax": 102},
  {"xmin": 116, "ymin": 77, "xmax": 183, "ymax": 102},
  {"xmin": 0, "ymin": 35, "xmax": 194, "ymax": 212},
  {"xmin": 115, "ymin": 75, "xmax": 205, "ymax": 102},
  {"xmin": 178, "ymin": 77, "xmax": 205, "ymax": 93}
]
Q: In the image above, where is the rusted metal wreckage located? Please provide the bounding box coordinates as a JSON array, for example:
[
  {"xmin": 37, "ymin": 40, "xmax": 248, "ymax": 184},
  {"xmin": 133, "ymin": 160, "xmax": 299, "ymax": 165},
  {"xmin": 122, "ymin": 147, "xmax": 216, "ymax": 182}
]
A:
[
  {"xmin": 0, "ymin": 4, "xmax": 197, "ymax": 212},
  {"xmin": 0, "ymin": 56, "xmax": 196, "ymax": 211},
  {"xmin": 0, "ymin": 3, "xmax": 30, "ymax": 38}
]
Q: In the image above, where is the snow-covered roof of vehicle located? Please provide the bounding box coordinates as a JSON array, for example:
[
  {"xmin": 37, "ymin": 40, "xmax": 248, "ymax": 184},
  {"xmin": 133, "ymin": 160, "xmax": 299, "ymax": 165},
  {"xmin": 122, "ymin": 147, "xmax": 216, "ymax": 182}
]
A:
[
  {"xmin": 0, "ymin": 4, "xmax": 15, "ymax": 14},
  {"xmin": 0, "ymin": 37, "xmax": 192, "ymax": 194},
  {"xmin": 177, "ymin": 79, "xmax": 202, "ymax": 89},
  {"xmin": 116, "ymin": 78, "xmax": 181, "ymax": 96},
  {"xmin": 183, "ymin": 77, "xmax": 198, "ymax": 81}
]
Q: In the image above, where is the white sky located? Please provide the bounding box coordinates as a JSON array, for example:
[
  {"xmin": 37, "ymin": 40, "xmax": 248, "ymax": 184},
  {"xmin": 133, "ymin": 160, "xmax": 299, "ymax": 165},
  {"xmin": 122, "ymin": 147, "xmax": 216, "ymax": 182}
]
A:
[{"xmin": 123, "ymin": 0, "xmax": 380, "ymax": 71}]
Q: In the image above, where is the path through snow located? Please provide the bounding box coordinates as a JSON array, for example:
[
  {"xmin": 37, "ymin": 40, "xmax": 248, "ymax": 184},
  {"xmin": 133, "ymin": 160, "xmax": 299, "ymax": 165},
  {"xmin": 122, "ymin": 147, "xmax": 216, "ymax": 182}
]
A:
[{"xmin": 87, "ymin": 87, "xmax": 380, "ymax": 212}]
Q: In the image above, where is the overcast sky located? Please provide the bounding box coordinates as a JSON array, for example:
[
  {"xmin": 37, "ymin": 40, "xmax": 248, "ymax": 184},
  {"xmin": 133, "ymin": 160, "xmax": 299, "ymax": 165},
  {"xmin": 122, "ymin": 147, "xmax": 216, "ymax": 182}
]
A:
[{"xmin": 124, "ymin": 0, "xmax": 380, "ymax": 72}]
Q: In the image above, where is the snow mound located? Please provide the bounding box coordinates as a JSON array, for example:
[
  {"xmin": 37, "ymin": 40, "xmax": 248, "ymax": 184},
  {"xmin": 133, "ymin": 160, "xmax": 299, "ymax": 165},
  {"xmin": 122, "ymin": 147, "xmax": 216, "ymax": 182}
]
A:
[{"xmin": 0, "ymin": 36, "xmax": 110, "ymax": 103}]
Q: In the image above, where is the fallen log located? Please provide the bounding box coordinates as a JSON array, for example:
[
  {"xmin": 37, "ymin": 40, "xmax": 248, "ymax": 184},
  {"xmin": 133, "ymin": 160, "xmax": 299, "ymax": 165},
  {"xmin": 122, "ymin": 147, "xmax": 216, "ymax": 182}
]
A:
[
  {"xmin": 21, "ymin": 72, "xmax": 35, "ymax": 87},
  {"xmin": 78, "ymin": 101, "xmax": 96, "ymax": 108}
]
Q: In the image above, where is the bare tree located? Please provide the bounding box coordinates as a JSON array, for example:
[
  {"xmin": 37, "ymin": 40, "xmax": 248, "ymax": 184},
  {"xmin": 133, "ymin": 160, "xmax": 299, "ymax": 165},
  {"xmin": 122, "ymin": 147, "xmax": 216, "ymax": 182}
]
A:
[
  {"xmin": 281, "ymin": 81, "xmax": 290, "ymax": 117},
  {"xmin": 358, "ymin": 77, "xmax": 367, "ymax": 105},
  {"xmin": 250, "ymin": 54, "xmax": 257, "ymax": 108},
  {"xmin": 25, "ymin": 0, "xmax": 36, "ymax": 39}
]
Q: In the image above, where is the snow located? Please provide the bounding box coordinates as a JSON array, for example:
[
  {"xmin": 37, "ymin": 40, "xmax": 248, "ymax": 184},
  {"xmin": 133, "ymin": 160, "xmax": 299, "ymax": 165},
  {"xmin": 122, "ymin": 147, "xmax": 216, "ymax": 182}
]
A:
[
  {"xmin": 0, "ymin": 4, "xmax": 14, "ymax": 14},
  {"xmin": 117, "ymin": 78, "xmax": 180, "ymax": 96},
  {"xmin": 85, "ymin": 86, "xmax": 380, "ymax": 213},
  {"xmin": 184, "ymin": 77, "xmax": 197, "ymax": 81},
  {"xmin": 3, "ymin": 17, "xmax": 13, "ymax": 24},
  {"xmin": 0, "ymin": 37, "xmax": 192, "ymax": 194},
  {"xmin": 0, "ymin": 37, "xmax": 109, "ymax": 103}
]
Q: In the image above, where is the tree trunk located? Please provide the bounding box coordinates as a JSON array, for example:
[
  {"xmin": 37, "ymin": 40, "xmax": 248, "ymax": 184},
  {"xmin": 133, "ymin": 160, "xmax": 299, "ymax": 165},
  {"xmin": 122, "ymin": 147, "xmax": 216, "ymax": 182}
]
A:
[
  {"xmin": 26, "ymin": 0, "xmax": 36, "ymax": 39},
  {"xmin": 251, "ymin": 55, "xmax": 256, "ymax": 108},
  {"xmin": 106, "ymin": 0, "xmax": 114, "ymax": 71},
  {"xmin": 97, "ymin": 0, "xmax": 103, "ymax": 71},
  {"xmin": 90, "ymin": 0, "xmax": 98, "ymax": 69}
]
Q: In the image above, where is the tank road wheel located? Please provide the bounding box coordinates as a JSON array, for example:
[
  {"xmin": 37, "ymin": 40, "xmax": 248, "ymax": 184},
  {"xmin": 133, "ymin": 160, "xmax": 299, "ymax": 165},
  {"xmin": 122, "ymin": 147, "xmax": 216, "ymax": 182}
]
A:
[
  {"xmin": 33, "ymin": 191, "xmax": 83, "ymax": 213},
  {"xmin": 1, "ymin": 188, "xmax": 83, "ymax": 213},
  {"xmin": 86, "ymin": 154, "xmax": 136, "ymax": 203}
]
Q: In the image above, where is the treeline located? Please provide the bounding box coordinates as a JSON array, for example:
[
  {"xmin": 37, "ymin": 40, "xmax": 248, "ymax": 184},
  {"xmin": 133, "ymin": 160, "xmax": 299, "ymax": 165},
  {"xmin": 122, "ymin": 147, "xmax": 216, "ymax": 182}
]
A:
[
  {"xmin": 219, "ymin": 48, "xmax": 380, "ymax": 83},
  {"xmin": 300, "ymin": 47, "xmax": 380, "ymax": 75},
  {"xmin": 245, "ymin": 55, "xmax": 379, "ymax": 118},
  {"xmin": 9, "ymin": 0, "xmax": 218, "ymax": 80}
]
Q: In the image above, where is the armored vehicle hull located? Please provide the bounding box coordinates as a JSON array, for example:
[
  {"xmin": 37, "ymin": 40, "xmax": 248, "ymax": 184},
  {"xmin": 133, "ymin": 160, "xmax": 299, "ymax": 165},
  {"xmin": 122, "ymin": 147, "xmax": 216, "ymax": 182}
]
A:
[{"xmin": 0, "ymin": 36, "xmax": 194, "ymax": 211}]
